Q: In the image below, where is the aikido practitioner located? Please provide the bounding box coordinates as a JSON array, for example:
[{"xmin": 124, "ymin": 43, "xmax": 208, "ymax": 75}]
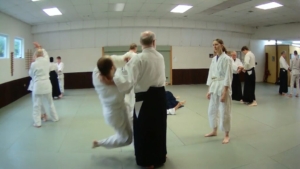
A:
[{"xmin": 205, "ymin": 39, "xmax": 232, "ymax": 144}]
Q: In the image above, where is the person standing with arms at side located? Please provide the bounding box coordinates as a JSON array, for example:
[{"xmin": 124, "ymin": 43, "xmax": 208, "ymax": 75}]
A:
[
  {"xmin": 289, "ymin": 50, "xmax": 300, "ymax": 97},
  {"xmin": 205, "ymin": 39, "xmax": 233, "ymax": 144},
  {"xmin": 230, "ymin": 51, "xmax": 244, "ymax": 101},
  {"xmin": 279, "ymin": 51, "xmax": 290, "ymax": 96},
  {"xmin": 101, "ymin": 31, "xmax": 167, "ymax": 168},
  {"xmin": 241, "ymin": 46, "xmax": 257, "ymax": 106},
  {"xmin": 49, "ymin": 57, "xmax": 62, "ymax": 99},
  {"xmin": 56, "ymin": 56, "xmax": 64, "ymax": 96}
]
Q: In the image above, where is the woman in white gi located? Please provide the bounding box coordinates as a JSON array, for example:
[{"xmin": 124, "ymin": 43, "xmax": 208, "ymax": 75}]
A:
[
  {"xmin": 205, "ymin": 39, "xmax": 233, "ymax": 144},
  {"xmin": 92, "ymin": 55, "xmax": 133, "ymax": 149},
  {"xmin": 29, "ymin": 44, "xmax": 59, "ymax": 127}
]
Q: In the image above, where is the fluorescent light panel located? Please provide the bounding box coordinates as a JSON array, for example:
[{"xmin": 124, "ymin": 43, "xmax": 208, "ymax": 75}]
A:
[
  {"xmin": 171, "ymin": 5, "xmax": 193, "ymax": 13},
  {"xmin": 292, "ymin": 41, "xmax": 300, "ymax": 44},
  {"xmin": 255, "ymin": 2, "xmax": 283, "ymax": 10},
  {"xmin": 43, "ymin": 7, "xmax": 62, "ymax": 16},
  {"xmin": 114, "ymin": 3, "xmax": 125, "ymax": 11},
  {"xmin": 266, "ymin": 40, "xmax": 282, "ymax": 45},
  {"xmin": 32, "ymin": 0, "xmax": 40, "ymax": 1},
  {"xmin": 292, "ymin": 44, "xmax": 300, "ymax": 47}
]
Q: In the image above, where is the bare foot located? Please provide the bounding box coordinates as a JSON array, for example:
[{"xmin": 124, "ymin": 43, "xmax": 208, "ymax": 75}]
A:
[
  {"xmin": 58, "ymin": 94, "xmax": 62, "ymax": 98},
  {"xmin": 42, "ymin": 114, "xmax": 47, "ymax": 122},
  {"xmin": 92, "ymin": 140, "xmax": 100, "ymax": 149},
  {"xmin": 179, "ymin": 100, "xmax": 186, "ymax": 106},
  {"xmin": 248, "ymin": 101, "xmax": 257, "ymax": 107},
  {"xmin": 33, "ymin": 124, "xmax": 41, "ymax": 128},
  {"xmin": 222, "ymin": 136, "xmax": 230, "ymax": 144},
  {"xmin": 205, "ymin": 132, "xmax": 217, "ymax": 137}
]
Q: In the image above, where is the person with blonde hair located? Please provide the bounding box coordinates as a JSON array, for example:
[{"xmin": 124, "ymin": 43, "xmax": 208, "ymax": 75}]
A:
[
  {"xmin": 29, "ymin": 42, "xmax": 59, "ymax": 127},
  {"xmin": 205, "ymin": 39, "xmax": 232, "ymax": 144},
  {"xmin": 230, "ymin": 51, "xmax": 243, "ymax": 101}
]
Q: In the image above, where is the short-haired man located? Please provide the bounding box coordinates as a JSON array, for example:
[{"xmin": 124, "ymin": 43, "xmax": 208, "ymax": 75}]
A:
[{"xmin": 241, "ymin": 46, "xmax": 257, "ymax": 106}]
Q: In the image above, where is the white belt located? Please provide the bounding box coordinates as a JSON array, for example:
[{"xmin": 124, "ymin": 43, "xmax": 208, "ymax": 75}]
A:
[{"xmin": 211, "ymin": 77, "xmax": 224, "ymax": 81}]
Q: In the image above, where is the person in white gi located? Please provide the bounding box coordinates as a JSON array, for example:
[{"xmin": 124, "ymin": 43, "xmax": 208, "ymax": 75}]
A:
[
  {"xmin": 230, "ymin": 51, "xmax": 244, "ymax": 101},
  {"xmin": 114, "ymin": 43, "xmax": 138, "ymax": 129},
  {"xmin": 289, "ymin": 50, "xmax": 300, "ymax": 97},
  {"xmin": 241, "ymin": 46, "xmax": 257, "ymax": 106},
  {"xmin": 279, "ymin": 51, "xmax": 290, "ymax": 95},
  {"xmin": 28, "ymin": 53, "xmax": 47, "ymax": 122},
  {"xmin": 29, "ymin": 43, "xmax": 59, "ymax": 127},
  {"xmin": 92, "ymin": 55, "xmax": 133, "ymax": 149},
  {"xmin": 56, "ymin": 56, "xmax": 64, "ymax": 95},
  {"xmin": 205, "ymin": 39, "xmax": 232, "ymax": 144},
  {"xmin": 101, "ymin": 31, "xmax": 167, "ymax": 168}
]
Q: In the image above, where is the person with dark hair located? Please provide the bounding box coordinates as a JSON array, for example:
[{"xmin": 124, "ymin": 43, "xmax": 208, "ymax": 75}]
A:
[
  {"xmin": 101, "ymin": 31, "xmax": 167, "ymax": 168},
  {"xmin": 289, "ymin": 50, "xmax": 300, "ymax": 97},
  {"xmin": 205, "ymin": 39, "xmax": 233, "ymax": 144},
  {"xmin": 56, "ymin": 56, "xmax": 64, "ymax": 95},
  {"xmin": 92, "ymin": 55, "xmax": 133, "ymax": 149},
  {"xmin": 49, "ymin": 57, "xmax": 62, "ymax": 99},
  {"xmin": 279, "ymin": 51, "xmax": 290, "ymax": 95},
  {"xmin": 241, "ymin": 46, "xmax": 257, "ymax": 106}
]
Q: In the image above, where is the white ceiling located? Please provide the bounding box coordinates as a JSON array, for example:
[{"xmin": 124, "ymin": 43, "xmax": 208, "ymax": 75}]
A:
[{"xmin": 0, "ymin": 0, "xmax": 299, "ymax": 27}]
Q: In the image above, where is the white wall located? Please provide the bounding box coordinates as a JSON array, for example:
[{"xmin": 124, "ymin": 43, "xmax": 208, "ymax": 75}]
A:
[
  {"xmin": 0, "ymin": 12, "xmax": 33, "ymax": 84},
  {"xmin": 249, "ymin": 40, "xmax": 267, "ymax": 82},
  {"xmin": 33, "ymin": 19, "xmax": 252, "ymax": 73},
  {"xmin": 252, "ymin": 23, "xmax": 300, "ymax": 40}
]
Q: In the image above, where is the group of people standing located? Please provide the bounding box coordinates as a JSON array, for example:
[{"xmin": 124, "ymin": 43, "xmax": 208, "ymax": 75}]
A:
[
  {"xmin": 279, "ymin": 50, "xmax": 300, "ymax": 97},
  {"xmin": 28, "ymin": 42, "xmax": 64, "ymax": 127},
  {"xmin": 28, "ymin": 31, "xmax": 259, "ymax": 168}
]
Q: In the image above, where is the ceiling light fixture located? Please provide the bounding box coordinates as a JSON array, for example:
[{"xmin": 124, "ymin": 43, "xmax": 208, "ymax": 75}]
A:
[
  {"xmin": 255, "ymin": 2, "xmax": 283, "ymax": 10},
  {"xmin": 114, "ymin": 3, "xmax": 125, "ymax": 11},
  {"xmin": 171, "ymin": 5, "xmax": 193, "ymax": 13},
  {"xmin": 266, "ymin": 40, "xmax": 282, "ymax": 45},
  {"xmin": 32, "ymin": 0, "xmax": 40, "ymax": 1},
  {"xmin": 292, "ymin": 41, "xmax": 300, "ymax": 44},
  {"xmin": 43, "ymin": 7, "xmax": 62, "ymax": 16},
  {"xmin": 292, "ymin": 44, "xmax": 300, "ymax": 47}
]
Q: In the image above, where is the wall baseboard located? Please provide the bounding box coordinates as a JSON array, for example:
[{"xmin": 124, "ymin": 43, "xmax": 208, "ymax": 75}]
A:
[
  {"xmin": 0, "ymin": 77, "xmax": 31, "ymax": 109},
  {"xmin": 65, "ymin": 72, "xmax": 93, "ymax": 89},
  {"xmin": 172, "ymin": 69, "xmax": 245, "ymax": 85}
]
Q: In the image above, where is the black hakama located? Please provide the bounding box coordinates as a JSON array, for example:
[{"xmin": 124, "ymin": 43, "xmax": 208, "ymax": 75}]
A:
[
  {"xmin": 49, "ymin": 71, "xmax": 61, "ymax": 98},
  {"xmin": 243, "ymin": 67, "xmax": 256, "ymax": 103},
  {"xmin": 279, "ymin": 68, "xmax": 288, "ymax": 94},
  {"xmin": 231, "ymin": 74, "xmax": 243, "ymax": 101},
  {"xmin": 134, "ymin": 87, "xmax": 167, "ymax": 168},
  {"xmin": 166, "ymin": 91, "xmax": 178, "ymax": 109}
]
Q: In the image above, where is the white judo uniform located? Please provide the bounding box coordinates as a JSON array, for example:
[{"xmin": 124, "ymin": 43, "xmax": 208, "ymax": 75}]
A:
[
  {"xmin": 92, "ymin": 66, "xmax": 132, "ymax": 148},
  {"xmin": 57, "ymin": 62, "xmax": 64, "ymax": 93},
  {"xmin": 111, "ymin": 52, "xmax": 137, "ymax": 129},
  {"xmin": 207, "ymin": 52, "xmax": 233, "ymax": 132},
  {"xmin": 290, "ymin": 55, "xmax": 300, "ymax": 95},
  {"xmin": 29, "ymin": 49, "xmax": 59, "ymax": 126}
]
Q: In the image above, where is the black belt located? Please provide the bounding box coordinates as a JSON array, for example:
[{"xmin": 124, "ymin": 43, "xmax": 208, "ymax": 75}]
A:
[{"xmin": 135, "ymin": 92, "xmax": 146, "ymax": 102}]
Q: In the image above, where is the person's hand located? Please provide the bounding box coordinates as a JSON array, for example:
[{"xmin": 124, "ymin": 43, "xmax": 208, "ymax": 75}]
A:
[
  {"xmin": 220, "ymin": 92, "xmax": 226, "ymax": 102},
  {"xmin": 99, "ymin": 75, "xmax": 114, "ymax": 85},
  {"xmin": 124, "ymin": 55, "xmax": 131, "ymax": 63},
  {"xmin": 206, "ymin": 92, "xmax": 211, "ymax": 100},
  {"xmin": 33, "ymin": 42, "xmax": 41, "ymax": 49}
]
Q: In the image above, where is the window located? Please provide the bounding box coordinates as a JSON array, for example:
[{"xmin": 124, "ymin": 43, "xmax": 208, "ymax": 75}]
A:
[
  {"xmin": 14, "ymin": 38, "xmax": 24, "ymax": 58},
  {"xmin": 0, "ymin": 34, "xmax": 8, "ymax": 58}
]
